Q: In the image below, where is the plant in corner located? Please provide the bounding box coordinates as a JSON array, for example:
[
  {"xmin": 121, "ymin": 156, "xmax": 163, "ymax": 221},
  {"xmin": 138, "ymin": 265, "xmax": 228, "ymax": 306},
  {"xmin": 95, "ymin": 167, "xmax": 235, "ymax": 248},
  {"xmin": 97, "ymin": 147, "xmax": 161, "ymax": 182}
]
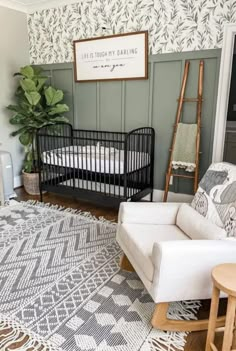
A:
[{"xmin": 7, "ymin": 65, "xmax": 69, "ymax": 195}]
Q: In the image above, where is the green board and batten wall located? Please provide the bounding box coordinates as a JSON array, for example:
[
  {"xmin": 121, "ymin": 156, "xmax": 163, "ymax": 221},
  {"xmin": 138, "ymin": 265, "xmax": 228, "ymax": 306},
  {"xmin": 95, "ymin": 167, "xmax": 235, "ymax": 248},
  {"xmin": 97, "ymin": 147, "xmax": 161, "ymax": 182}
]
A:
[{"xmin": 39, "ymin": 48, "xmax": 221, "ymax": 195}]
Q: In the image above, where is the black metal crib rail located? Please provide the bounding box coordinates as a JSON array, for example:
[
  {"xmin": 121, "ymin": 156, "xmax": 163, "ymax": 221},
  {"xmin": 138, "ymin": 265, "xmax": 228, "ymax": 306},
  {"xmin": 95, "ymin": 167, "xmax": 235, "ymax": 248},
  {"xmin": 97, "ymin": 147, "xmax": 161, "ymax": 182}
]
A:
[{"xmin": 36, "ymin": 123, "xmax": 155, "ymax": 207}]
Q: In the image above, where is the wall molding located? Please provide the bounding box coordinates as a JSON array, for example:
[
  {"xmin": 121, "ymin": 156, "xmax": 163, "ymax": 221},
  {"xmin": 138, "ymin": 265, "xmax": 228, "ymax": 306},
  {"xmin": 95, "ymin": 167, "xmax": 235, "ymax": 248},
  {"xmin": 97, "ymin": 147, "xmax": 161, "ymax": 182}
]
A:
[
  {"xmin": 212, "ymin": 23, "xmax": 236, "ymax": 162},
  {"xmin": 38, "ymin": 49, "xmax": 221, "ymax": 195},
  {"xmin": 27, "ymin": 0, "xmax": 83, "ymax": 13},
  {"xmin": 0, "ymin": 0, "xmax": 85, "ymax": 13},
  {"xmin": 0, "ymin": 0, "xmax": 27, "ymax": 13}
]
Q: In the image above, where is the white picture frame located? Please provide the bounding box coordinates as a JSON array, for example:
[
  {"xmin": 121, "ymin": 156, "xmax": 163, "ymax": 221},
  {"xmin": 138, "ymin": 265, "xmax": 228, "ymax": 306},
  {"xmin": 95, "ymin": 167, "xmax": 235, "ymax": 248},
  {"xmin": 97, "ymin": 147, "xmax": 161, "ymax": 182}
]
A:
[{"xmin": 73, "ymin": 31, "xmax": 148, "ymax": 82}]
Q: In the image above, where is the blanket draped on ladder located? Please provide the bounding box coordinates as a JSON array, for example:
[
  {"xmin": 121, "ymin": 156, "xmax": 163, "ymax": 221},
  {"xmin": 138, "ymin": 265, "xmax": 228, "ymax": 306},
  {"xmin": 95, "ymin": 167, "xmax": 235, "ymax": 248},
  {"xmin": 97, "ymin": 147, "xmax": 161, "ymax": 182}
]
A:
[{"xmin": 172, "ymin": 122, "xmax": 198, "ymax": 172}]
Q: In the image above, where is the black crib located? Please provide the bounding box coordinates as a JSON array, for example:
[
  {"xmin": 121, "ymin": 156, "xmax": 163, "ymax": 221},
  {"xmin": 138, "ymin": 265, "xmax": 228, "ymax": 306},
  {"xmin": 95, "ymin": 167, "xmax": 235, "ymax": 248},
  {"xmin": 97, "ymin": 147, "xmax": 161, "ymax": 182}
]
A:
[{"xmin": 36, "ymin": 123, "xmax": 155, "ymax": 207}]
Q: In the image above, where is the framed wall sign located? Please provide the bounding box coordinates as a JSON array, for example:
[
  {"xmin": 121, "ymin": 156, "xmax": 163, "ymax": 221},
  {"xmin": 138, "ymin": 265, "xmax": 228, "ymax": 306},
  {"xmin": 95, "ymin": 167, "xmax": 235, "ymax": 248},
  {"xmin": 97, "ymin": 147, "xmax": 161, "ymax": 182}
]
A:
[{"xmin": 73, "ymin": 31, "xmax": 148, "ymax": 82}]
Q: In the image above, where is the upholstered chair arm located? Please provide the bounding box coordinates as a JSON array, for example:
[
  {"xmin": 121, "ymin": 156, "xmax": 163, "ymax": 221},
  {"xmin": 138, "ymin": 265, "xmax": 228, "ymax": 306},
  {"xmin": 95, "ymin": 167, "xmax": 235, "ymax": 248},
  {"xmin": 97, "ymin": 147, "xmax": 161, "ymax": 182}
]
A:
[
  {"xmin": 118, "ymin": 202, "xmax": 183, "ymax": 225},
  {"xmin": 151, "ymin": 240, "xmax": 236, "ymax": 303}
]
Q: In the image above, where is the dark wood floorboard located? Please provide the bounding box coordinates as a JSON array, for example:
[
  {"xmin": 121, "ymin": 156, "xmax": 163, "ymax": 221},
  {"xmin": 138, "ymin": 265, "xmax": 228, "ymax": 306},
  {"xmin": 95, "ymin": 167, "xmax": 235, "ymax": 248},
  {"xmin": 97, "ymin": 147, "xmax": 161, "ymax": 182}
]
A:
[
  {"xmin": 15, "ymin": 187, "xmax": 118, "ymax": 222},
  {"xmin": 13, "ymin": 188, "xmax": 226, "ymax": 351}
]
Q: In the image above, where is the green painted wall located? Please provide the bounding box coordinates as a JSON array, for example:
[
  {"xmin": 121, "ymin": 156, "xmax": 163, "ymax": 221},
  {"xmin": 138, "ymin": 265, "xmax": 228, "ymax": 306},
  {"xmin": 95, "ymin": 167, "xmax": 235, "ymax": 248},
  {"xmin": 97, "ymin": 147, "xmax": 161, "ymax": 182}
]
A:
[{"xmin": 38, "ymin": 49, "xmax": 221, "ymax": 194}]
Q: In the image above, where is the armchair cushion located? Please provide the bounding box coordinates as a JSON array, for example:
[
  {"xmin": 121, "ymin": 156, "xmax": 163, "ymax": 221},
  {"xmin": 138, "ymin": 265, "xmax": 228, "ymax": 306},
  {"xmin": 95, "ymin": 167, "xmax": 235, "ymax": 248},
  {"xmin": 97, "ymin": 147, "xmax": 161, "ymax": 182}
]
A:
[
  {"xmin": 116, "ymin": 223, "xmax": 189, "ymax": 282},
  {"xmin": 177, "ymin": 203, "xmax": 227, "ymax": 240},
  {"xmin": 118, "ymin": 202, "xmax": 182, "ymax": 225},
  {"xmin": 191, "ymin": 162, "xmax": 236, "ymax": 237}
]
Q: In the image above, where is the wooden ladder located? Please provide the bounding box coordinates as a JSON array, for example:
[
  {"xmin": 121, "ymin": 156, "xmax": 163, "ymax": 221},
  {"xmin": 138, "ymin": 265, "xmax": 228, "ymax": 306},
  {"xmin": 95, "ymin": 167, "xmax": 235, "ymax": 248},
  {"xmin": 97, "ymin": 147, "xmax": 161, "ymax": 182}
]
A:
[{"xmin": 163, "ymin": 60, "xmax": 204, "ymax": 202}]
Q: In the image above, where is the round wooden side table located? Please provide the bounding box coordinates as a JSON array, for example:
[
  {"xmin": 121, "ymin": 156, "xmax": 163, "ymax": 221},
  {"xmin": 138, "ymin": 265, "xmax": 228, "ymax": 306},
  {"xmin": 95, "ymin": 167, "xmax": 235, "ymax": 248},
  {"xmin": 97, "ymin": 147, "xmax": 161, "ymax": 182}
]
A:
[{"xmin": 205, "ymin": 263, "xmax": 236, "ymax": 351}]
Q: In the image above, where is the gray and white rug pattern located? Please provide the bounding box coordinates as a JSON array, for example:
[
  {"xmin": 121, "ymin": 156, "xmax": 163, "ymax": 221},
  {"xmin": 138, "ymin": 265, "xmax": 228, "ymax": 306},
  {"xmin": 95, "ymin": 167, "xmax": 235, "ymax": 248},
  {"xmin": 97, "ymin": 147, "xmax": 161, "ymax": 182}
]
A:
[{"xmin": 0, "ymin": 201, "xmax": 200, "ymax": 351}]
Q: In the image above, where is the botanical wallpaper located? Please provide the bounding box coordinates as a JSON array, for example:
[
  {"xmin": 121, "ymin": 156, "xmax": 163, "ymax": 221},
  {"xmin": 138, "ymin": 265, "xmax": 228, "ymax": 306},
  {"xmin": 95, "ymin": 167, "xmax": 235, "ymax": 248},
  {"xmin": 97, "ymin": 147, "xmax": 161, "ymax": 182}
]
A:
[{"xmin": 28, "ymin": 0, "xmax": 236, "ymax": 64}]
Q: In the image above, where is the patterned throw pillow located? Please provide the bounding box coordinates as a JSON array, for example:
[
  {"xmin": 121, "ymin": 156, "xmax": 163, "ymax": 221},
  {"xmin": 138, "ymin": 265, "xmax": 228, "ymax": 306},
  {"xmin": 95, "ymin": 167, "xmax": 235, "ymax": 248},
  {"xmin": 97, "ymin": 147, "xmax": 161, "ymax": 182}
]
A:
[{"xmin": 191, "ymin": 162, "xmax": 236, "ymax": 238}]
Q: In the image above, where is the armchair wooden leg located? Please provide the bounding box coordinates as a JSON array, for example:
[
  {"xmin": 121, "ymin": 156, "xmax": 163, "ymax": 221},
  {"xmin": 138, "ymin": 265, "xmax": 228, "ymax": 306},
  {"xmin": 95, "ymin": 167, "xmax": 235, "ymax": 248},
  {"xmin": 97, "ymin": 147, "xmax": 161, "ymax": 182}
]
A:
[
  {"xmin": 151, "ymin": 302, "xmax": 226, "ymax": 332},
  {"xmin": 120, "ymin": 254, "xmax": 135, "ymax": 272}
]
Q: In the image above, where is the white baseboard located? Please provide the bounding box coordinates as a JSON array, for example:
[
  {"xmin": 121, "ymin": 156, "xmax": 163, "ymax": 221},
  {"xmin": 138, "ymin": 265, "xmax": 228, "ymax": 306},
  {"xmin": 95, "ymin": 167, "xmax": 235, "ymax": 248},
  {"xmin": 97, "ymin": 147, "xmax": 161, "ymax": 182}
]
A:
[
  {"xmin": 14, "ymin": 175, "xmax": 23, "ymax": 188},
  {"xmin": 143, "ymin": 189, "xmax": 193, "ymax": 203}
]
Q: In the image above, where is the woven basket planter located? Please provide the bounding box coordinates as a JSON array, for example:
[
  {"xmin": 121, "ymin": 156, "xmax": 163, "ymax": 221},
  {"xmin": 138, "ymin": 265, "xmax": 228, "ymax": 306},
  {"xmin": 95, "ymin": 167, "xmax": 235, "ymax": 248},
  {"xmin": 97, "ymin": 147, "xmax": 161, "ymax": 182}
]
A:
[{"xmin": 22, "ymin": 171, "xmax": 40, "ymax": 195}]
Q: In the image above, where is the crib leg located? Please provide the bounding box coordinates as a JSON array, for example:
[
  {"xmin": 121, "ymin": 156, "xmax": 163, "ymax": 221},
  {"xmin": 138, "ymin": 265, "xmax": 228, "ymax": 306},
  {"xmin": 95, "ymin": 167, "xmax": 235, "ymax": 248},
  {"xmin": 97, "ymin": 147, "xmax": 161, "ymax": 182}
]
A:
[
  {"xmin": 40, "ymin": 187, "xmax": 43, "ymax": 203},
  {"xmin": 150, "ymin": 191, "xmax": 153, "ymax": 202}
]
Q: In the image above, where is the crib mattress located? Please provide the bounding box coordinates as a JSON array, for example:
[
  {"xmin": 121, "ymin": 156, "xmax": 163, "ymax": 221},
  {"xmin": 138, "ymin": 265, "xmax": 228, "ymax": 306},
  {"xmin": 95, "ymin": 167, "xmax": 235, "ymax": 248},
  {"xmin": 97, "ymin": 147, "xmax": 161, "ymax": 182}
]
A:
[{"xmin": 42, "ymin": 146, "xmax": 150, "ymax": 174}]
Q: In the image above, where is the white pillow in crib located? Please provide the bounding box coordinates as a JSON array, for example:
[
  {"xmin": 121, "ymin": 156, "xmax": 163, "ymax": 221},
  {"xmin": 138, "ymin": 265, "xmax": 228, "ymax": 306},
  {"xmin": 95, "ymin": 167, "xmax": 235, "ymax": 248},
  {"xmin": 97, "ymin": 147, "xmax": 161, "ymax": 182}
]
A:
[
  {"xmin": 79, "ymin": 143, "xmax": 118, "ymax": 155},
  {"xmin": 80, "ymin": 145, "xmax": 96, "ymax": 154},
  {"xmin": 96, "ymin": 143, "xmax": 117, "ymax": 155}
]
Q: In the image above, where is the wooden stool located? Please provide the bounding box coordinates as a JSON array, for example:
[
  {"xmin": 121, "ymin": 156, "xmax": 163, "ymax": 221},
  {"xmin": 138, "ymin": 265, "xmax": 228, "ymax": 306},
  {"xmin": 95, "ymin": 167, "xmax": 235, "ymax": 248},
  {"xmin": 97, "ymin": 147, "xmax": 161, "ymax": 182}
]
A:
[{"xmin": 205, "ymin": 264, "xmax": 236, "ymax": 351}]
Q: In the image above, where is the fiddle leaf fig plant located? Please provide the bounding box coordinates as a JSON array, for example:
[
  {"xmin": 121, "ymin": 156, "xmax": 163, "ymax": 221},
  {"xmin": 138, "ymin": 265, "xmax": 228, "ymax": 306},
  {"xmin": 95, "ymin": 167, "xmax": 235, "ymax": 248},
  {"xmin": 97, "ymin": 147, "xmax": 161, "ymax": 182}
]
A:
[{"xmin": 7, "ymin": 65, "xmax": 69, "ymax": 173}]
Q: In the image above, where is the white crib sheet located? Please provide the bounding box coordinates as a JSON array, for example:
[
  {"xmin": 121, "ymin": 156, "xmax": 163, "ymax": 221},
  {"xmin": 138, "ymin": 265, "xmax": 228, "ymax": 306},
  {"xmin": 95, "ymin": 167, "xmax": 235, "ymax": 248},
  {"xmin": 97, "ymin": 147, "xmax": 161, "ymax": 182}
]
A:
[{"xmin": 42, "ymin": 146, "xmax": 149, "ymax": 174}]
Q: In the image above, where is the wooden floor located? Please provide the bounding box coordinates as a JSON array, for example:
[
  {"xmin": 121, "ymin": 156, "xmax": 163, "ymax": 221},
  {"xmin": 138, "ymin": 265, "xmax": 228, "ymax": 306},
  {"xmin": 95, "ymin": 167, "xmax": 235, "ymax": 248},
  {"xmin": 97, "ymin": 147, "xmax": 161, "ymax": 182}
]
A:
[
  {"xmin": 16, "ymin": 187, "xmax": 118, "ymax": 222},
  {"xmin": 15, "ymin": 188, "xmax": 227, "ymax": 351}
]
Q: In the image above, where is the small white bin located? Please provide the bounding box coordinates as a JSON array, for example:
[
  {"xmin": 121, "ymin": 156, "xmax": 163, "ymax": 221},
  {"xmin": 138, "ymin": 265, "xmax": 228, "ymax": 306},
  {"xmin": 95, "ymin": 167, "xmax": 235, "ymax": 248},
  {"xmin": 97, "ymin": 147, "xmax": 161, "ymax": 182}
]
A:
[{"xmin": 0, "ymin": 151, "xmax": 16, "ymax": 204}]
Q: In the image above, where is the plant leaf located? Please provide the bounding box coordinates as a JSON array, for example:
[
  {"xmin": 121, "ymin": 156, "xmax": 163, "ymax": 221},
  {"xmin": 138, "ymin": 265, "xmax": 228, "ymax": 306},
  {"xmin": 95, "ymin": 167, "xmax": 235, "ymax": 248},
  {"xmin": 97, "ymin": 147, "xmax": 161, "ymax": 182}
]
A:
[
  {"xmin": 19, "ymin": 100, "xmax": 32, "ymax": 111},
  {"xmin": 33, "ymin": 66, "xmax": 43, "ymax": 76},
  {"xmin": 36, "ymin": 77, "xmax": 47, "ymax": 91},
  {"xmin": 13, "ymin": 72, "xmax": 22, "ymax": 77},
  {"xmin": 11, "ymin": 126, "xmax": 28, "ymax": 136},
  {"xmin": 15, "ymin": 86, "xmax": 26, "ymax": 97},
  {"xmin": 7, "ymin": 104, "xmax": 21, "ymax": 112},
  {"xmin": 48, "ymin": 104, "xmax": 69, "ymax": 115},
  {"xmin": 45, "ymin": 86, "xmax": 63, "ymax": 106},
  {"xmin": 19, "ymin": 132, "xmax": 32, "ymax": 146},
  {"xmin": 24, "ymin": 160, "xmax": 33, "ymax": 173},
  {"xmin": 20, "ymin": 78, "xmax": 37, "ymax": 92},
  {"xmin": 9, "ymin": 114, "xmax": 26, "ymax": 125},
  {"xmin": 25, "ymin": 91, "xmax": 41, "ymax": 106},
  {"xmin": 50, "ymin": 116, "xmax": 69, "ymax": 123},
  {"xmin": 26, "ymin": 150, "xmax": 33, "ymax": 161},
  {"xmin": 20, "ymin": 66, "xmax": 34, "ymax": 79}
]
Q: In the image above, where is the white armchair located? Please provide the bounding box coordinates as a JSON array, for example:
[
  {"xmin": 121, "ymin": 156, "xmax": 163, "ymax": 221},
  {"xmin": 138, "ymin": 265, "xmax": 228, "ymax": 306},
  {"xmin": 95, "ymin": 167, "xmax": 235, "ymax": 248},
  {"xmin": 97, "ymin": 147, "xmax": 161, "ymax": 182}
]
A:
[{"xmin": 116, "ymin": 162, "xmax": 236, "ymax": 331}]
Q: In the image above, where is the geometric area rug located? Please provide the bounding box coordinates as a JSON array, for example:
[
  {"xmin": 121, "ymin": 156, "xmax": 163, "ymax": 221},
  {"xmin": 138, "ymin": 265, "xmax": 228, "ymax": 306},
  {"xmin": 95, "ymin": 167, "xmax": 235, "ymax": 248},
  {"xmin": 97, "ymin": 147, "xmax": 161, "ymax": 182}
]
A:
[{"xmin": 0, "ymin": 201, "xmax": 200, "ymax": 351}]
